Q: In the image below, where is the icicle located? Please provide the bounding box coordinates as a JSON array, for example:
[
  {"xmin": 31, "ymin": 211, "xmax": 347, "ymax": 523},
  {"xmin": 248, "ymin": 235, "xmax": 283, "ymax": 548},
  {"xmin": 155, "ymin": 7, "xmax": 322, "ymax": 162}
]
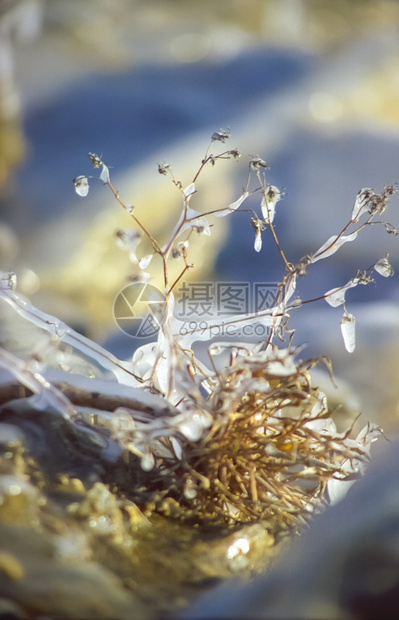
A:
[
  {"xmin": 0, "ymin": 348, "xmax": 75, "ymax": 419},
  {"xmin": 341, "ymin": 311, "xmax": 356, "ymax": 352}
]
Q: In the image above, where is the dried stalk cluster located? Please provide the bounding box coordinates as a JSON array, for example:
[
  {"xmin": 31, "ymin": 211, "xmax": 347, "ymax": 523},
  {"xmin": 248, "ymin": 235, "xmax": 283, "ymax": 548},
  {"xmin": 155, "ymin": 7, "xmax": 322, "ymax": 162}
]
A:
[{"xmin": 140, "ymin": 351, "xmax": 373, "ymax": 529}]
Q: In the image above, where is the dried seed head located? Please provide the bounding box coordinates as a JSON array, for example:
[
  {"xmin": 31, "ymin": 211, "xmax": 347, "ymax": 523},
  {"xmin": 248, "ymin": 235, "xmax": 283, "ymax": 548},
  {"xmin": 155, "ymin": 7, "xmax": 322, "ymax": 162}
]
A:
[
  {"xmin": 211, "ymin": 127, "xmax": 231, "ymax": 143},
  {"xmin": 158, "ymin": 162, "xmax": 170, "ymax": 175},
  {"xmin": 229, "ymin": 148, "xmax": 241, "ymax": 159},
  {"xmin": 89, "ymin": 153, "xmax": 102, "ymax": 168},
  {"xmin": 367, "ymin": 184, "xmax": 397, "ymax": 215},
  {"xmin": 250, "ymin": 156, "xmax": 270, "ymax": 171}
]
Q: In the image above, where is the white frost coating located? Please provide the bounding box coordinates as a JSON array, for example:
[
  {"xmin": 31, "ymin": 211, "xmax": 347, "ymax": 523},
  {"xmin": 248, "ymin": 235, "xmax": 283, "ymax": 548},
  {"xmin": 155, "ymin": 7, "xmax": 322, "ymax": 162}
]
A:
[
  {"xmin": 341, "ymin": 311, "xmax": 356, "ymax": 353},
  {"xmin": 0, "ymin": 348, "xmax": 75, "ymax": 419},
  {"xmin": 0, "ymin": 278, "xmax": 141, "ymax": 387},
  {"xmin": 312, "ymin": 232, "xmax": 358, "ymax": 263},
  {"xmin": 214, "ymin": 191, "xmax": 249, "ymax": 217}
]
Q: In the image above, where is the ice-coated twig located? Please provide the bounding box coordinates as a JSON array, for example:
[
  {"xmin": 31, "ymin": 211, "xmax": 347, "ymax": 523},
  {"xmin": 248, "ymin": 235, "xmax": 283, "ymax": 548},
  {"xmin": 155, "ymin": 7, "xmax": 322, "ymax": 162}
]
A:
[
  {"xmin": 0, "ymin": 272, "xmax": 141, "ymax": 387},
  {"xmin": 0, "ymin": 347, "xmax": 75, "ymax": 419}
]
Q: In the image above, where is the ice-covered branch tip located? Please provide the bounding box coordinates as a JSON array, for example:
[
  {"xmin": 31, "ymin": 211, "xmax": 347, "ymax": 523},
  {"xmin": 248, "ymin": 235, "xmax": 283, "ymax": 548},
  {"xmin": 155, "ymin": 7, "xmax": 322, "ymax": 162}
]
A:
[
  {"xmin": 341, "ymin": 311, "xmax": 356, "ymax": 353},
  {"xmin": 324, "ymin": 272, "xmax": 372, "ymax": 308},
  {"xmin": 251, "ymin": 217, "xmax": 265, "ymax": 252},
  {"xmin": 261, "ymin": 185, "xmax": 284, "ymax": 223},
  {"xmin": 73, "ymin": 175, "xmax": 89, "ymax": 197},
  {"xmin": 0, "ymin": 271, "xmax": 141, "ymax": 387},
  {"xmin": 374, "ymin": 254, "xmax": 394, "ymax": 277},
  {"xmin": 73, "ymin": 152, "xmax": 110, "ymax": 197},
  {"xmin": 352, "ymin": 185, "xmax": 396, "ymax": 220},
  {"xmin": 211, "ymin": 127, "xmax": 231, "ymax": 143},
  {"xmin": 0, "ymin": 347, "xmax": 76, "ymax": 420},
  {"xmin": 250, "ymin": 156, "xmax": 269, "ymax": 171}
]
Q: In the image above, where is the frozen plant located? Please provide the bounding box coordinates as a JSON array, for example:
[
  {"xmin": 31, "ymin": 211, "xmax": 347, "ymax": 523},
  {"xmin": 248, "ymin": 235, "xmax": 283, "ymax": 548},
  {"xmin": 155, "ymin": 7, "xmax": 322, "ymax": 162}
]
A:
[{"xmin": 0, "ymin": 130, "xmax": 396, "ymax": 530}]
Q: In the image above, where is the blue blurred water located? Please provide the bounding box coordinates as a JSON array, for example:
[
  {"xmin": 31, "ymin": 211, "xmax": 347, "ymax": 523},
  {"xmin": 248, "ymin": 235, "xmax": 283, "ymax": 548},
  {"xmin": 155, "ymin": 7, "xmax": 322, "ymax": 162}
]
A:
[{"xmin": 7, "ymin": 46, "xmax": 313, "ymax": 232}]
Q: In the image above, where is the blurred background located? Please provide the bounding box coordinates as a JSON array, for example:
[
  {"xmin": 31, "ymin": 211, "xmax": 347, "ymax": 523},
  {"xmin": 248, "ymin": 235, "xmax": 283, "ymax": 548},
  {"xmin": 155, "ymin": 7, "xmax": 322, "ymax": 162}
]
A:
[{"xmin": 1, "ymin": 0, "xmax": 399, "ymax": 427}]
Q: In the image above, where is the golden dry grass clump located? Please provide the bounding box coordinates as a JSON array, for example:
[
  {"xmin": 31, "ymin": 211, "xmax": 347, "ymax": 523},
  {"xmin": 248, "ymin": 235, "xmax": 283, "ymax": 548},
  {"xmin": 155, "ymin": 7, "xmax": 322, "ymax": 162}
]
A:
[{"xmin": 150, "ymin": 348, "xmax": 373, "ymax": 530}]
